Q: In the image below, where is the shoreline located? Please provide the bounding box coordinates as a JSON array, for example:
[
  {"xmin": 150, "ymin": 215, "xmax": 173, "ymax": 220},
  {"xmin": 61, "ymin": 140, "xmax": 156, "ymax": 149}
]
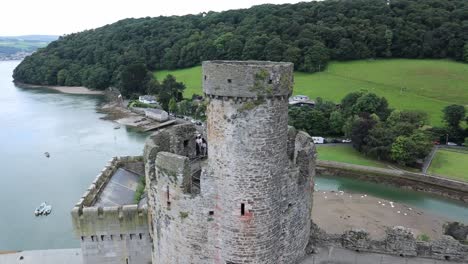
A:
[{"xmin": 14, "ymin": 82, "xmax": 104, "ymax": 95}]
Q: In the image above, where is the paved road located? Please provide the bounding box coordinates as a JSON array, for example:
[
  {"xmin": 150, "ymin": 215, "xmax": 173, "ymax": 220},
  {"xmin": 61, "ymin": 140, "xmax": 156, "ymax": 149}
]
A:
[{"xmin": 301, "ymin": 247, "xmax": 453, "ymax": 264}]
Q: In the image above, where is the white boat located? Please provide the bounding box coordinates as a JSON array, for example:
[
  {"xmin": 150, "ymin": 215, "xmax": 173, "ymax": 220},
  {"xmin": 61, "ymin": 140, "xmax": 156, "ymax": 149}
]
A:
[
  {"xmin": 43, "ymin": 205, "xmax": 52, "ymax": 215},
  {"xmin": 34, "ymin": 202, "xmax": 47, "ymax": 216}
]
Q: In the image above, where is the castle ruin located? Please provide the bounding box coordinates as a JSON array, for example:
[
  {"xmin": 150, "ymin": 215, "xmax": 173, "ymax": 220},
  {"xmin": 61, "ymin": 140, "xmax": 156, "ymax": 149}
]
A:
[{"xmin": 144, "ymin": 61, "xmax": 316, "ymax": 263}]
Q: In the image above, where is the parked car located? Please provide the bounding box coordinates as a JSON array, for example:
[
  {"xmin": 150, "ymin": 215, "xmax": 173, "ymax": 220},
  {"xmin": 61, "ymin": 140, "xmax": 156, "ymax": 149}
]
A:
[
  {"xmin": 447, "ymin": 142, "xmax": 457, "ymax": 146},
  {"xmin": 342, "ymin": 139, "xmax": 352, "ymax": 143}
]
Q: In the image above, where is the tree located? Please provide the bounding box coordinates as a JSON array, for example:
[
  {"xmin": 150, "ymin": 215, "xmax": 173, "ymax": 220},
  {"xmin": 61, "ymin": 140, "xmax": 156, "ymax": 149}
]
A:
[
  {"xmin": 443, "ymin": 105, "xmax": 466, "ymax": 128},
  {"xmin": 119, "ymin": 63, "xmax": 152, "ymax": 97},
  {"xmin": 157, "ymin": 75, "xmax": 186, "ymax": 110},
  {"xmin": 168, "ymin": 98, "xmax": 178, "ymax": 114},
  {"xmin": 301, "ymin": 41, "xmax": 329, "ymax": 72},
  {"xmin": 464, "ymin": 43, "xmax": 468, "ymax": 62},
  {"xmin": 391, "ymin": 131, "xmax": 432, "ymax": 166},
  {"xmin": 348, "ymin": 115, "xmax": 377, "ymax": 151},
  {"xmin": 178, "ymin": 100, "xmax": 191, "ymax": 116},
  {"xmin": 329, "ymin": 111, "xmax": 345, "ymax": 135}
]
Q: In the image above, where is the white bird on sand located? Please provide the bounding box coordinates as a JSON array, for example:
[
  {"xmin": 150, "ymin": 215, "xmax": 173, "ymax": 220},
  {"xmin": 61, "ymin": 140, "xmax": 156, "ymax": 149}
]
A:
[{"xmin": 397, "ymin": 211, "xmax": 401, "ymax": 214}]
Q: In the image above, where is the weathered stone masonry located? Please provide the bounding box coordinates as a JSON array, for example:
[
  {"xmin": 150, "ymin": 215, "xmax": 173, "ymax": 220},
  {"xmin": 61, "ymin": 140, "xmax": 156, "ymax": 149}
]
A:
[
  {"xmin": 145, "ymin": 61, "xmax": 316, "ymax": 264},
  {"xmin": 72, "ymin": 156, "xmax": 152, "ymax": 264}
]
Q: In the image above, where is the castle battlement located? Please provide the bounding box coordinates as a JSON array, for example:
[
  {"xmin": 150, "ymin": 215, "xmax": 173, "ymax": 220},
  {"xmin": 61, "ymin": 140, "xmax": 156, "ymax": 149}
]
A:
[
  {"xmin": 202, "ymin": 60, "xmax": 294, "ymax": 98},
  {"xmin": 71, "ymin": 155, "xmax": 152, "ymax": 264}
]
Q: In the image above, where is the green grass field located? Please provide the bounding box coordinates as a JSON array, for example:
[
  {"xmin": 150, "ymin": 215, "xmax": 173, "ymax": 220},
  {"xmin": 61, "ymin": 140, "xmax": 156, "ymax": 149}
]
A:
[
  {"xmin": 155, "ymin": 59, "xmax": 468, "ymax": 126},
  {"xmin": 428, "ymin": 149, "xmax": 468, "ymax": 182},
  {"xmin": 316, "ymin": 145, "xmax": 387, "ymax": 168}
]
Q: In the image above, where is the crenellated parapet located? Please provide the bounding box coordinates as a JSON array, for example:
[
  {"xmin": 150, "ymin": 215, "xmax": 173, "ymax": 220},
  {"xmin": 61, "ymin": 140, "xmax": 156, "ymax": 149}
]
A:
[{"xmin": 70, "ymin": 155, "xmax": 151, "ymax": 264}]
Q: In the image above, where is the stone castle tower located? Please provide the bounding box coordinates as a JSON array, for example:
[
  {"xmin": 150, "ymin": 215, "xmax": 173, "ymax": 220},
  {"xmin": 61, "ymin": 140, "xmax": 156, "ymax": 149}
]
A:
[{"xmin": 144, "ymin": 61, "xmax": 316, "ymax": 264}]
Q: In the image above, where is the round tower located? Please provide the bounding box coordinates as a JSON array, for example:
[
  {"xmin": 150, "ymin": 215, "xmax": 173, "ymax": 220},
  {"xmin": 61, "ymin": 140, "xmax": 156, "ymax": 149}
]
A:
[{"xmin": 203, "ymin": 61, "xmax": 294, "ymax": 263}]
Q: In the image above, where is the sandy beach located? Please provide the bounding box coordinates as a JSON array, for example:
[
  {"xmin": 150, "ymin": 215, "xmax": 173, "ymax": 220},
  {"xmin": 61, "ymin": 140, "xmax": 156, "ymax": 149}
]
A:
[
  {"xmin": 15, "ymin": 82, "xmax": 104, "ymax": 95},
  {"xmin": 313, "ymin": 190, "xmax": 451, "ymax": 240}
]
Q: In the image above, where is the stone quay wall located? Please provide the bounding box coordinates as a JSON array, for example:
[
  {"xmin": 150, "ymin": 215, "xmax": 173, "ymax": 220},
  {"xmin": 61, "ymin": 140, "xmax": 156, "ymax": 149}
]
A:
[
  {"xmin": 317, "ymin": 160, "xmax": 468, "ymax": 203},
  {"xmin": 71, "ymin": 156, "xmax": 152, "ymax": 264},
  {"xmin": 308, "ymin": 223, "xmax": 468, "ymax": 262}
]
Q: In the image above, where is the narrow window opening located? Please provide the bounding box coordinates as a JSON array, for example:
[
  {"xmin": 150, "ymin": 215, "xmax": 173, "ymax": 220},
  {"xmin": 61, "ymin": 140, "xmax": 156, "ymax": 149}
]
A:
[
  {"xmin": 81, "ymin": 236, "xmax": 84, "ymax": 241},
  {"xmin": 268, "ymin": 79, "xmax": 273, "ymax": 84},
  {"xmin": 444, "ymin": 256, "xmax": 451, "ymax": 260},
  {"xmin": 139, "ymin": 233, "xmax": 143, "ymax": 240},
  {"xmin": 204, "ymin": 75, "xmax": 207, "ymax": 80},
  {"xmin": 110, "ymin": 235, "xmax": 113, "ymax": 240},
  {"xmin": 91, "ymin": 235, "xmax": 94, "ymax": 242},
  {"xmin": 227, "ymin": 79, "xmax": 232, "ymax": 83},
  {"xmin": 120, "ymin": 234, "xmax": 124, "ymax": 240},
  {"xmin": 183, "ymin": 140, "xmax": 189, "ymax": 147},
  {"xmin": 130, "ymin": 234, "xmax": 134, "ymax": 240},
  {"xmin": 126, "ymin": 258, "xmax": 129, "ymax": 264},
  {"xmin": 101, "ymin": 235, "xmax": 104, "ymax": 241},
  {"xmin": 209, "ymin": 211, "xmax": 214, "ymax": 216},
  {"xmin": 241, "ymin": 203, "xmax": 245, "ymax": 216},
  {"xmin": 167, "ymin": 186, "xmax": 171, "ymax": 207}
]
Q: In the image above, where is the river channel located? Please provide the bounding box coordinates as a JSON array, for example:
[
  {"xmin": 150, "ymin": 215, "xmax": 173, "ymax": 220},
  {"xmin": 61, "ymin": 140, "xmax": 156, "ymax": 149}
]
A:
[{"xmin": 0, "ymin": 60, "xmax": 466, "ymax": 251}]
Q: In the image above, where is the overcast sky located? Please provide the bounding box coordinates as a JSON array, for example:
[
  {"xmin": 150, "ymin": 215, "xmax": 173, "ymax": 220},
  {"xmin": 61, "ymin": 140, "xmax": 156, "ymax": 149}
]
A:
[{"xmin": 1, "ymin": 0, "xmax": 306, "ymax": 36}]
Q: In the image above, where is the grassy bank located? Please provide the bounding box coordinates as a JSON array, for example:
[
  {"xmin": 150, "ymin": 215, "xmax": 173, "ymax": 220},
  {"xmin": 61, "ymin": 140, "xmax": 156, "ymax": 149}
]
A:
[
  {"xmin": 316, "ymin": 145, "xmax": 387, "ymax": 168},
  {"xmin": 428, "ymin": 149, "xmax": 468, "ymax": 182},
  {"xmin": 155, "ymin": 59, "xmax": 468, "ymax": 126}
]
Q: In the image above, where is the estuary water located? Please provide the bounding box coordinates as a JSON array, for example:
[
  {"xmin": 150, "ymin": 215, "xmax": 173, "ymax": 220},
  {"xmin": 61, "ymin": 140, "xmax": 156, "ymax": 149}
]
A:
[
  {"xmin": 0, "ymin": 60, "xmax": 466, "ymax": 251},
  {"xmin": 0, "ymin": 61, "xmax": 147, "ymax": 250}
]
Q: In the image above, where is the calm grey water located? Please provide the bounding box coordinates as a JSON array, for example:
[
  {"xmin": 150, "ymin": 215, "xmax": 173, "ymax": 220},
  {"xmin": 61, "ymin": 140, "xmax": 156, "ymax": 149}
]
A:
[
  {"xmin": 0, "ymin": 61, "xmax": 147, "ymax": 250},
  {"xmin": 0, "ymin": 61, "xmax": 466, "ymax": 251}
]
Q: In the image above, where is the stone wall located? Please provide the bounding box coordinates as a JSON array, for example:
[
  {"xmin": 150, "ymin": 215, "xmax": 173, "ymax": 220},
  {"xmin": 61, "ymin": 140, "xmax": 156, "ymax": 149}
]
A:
[
  {"xmin": 308, "ymin": 223, "xmax": 468, "ymax": 262},
  {"xmin": 317, "ymin": 160, "xmax": 468, "ymax": 203},
  {"xmin": 71, "ymin": 156, "xmax": 152, "ymax": 264}
]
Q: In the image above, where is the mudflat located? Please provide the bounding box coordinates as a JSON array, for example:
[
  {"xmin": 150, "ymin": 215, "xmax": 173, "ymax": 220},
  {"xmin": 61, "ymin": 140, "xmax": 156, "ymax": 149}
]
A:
[
  {"xmin": 313, "ymin": 191, "xmax": 452, "ymax": 240},
  {"xmin": 16, "ymin": 83, "xmax": 103, "ymax": 95}
]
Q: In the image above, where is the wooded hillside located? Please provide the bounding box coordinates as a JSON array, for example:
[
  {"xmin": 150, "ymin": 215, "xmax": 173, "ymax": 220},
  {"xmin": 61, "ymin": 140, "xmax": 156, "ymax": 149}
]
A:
[{"xmin": 13, "ymin": 0, "xmax": 468, "ymax": 90}]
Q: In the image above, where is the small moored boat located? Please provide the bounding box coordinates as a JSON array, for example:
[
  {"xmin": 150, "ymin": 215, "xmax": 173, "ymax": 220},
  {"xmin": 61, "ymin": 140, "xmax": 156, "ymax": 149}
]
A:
[
  {"xmin": 43, "ymin": 205, "xmax": 52, "ymax": 215},
  {"xmin": 34, "ymin": 202, "xmax": 47, "ymax": 216}
]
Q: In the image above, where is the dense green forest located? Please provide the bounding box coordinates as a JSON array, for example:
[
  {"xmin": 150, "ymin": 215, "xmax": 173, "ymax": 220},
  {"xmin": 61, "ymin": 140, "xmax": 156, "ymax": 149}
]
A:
[{"xmin": 13, "ymin": 0, "xmax": 468, "ymax": 93}]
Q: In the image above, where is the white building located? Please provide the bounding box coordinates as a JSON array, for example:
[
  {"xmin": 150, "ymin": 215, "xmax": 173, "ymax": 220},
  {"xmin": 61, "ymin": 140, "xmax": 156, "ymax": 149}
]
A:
[
  {"xmin": 144, "ymin": 108, "xmax": 169, "ymax": 122},
  {"xmin": 139, "ymin": 95, "xmax": 158, "ymax": 105}
]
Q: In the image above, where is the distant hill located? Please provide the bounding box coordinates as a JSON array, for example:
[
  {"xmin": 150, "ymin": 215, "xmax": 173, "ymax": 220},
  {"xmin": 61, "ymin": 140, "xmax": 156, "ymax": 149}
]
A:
[
  {"xmin": 12, "ymin": 0, "xmax": 468, "ymax": 91},
  {"xmin": 0, "ymin": 35, "xmax": 58, "ymax": 60}
]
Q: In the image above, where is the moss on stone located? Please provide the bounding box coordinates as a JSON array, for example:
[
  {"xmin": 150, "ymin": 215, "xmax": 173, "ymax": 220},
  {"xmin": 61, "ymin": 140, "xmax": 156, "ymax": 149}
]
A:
[
  {"xmin": 238, "ymin": 98, "xmax": 265, "ymax": 112},
  {"xmin": 179, "ymin": 211, "xmax": 189, "ymax": 219},
  {"xmin": 250, "ymin": 69, "xmax": 273, "ymax": 97}
]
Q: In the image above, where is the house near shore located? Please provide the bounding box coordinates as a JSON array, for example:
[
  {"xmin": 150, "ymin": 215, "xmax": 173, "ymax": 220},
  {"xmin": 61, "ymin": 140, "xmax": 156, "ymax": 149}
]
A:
[
  {"xmin": 139, "ymin": 95, "xmax": 158, "ymax": 104},
  {"xmin": 144, "ymin": 108, "xmax": 169, "ymax": 122},
  {"xmin": 288, "ymin": 95, "xmax": 316, "ymax": 107}
]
